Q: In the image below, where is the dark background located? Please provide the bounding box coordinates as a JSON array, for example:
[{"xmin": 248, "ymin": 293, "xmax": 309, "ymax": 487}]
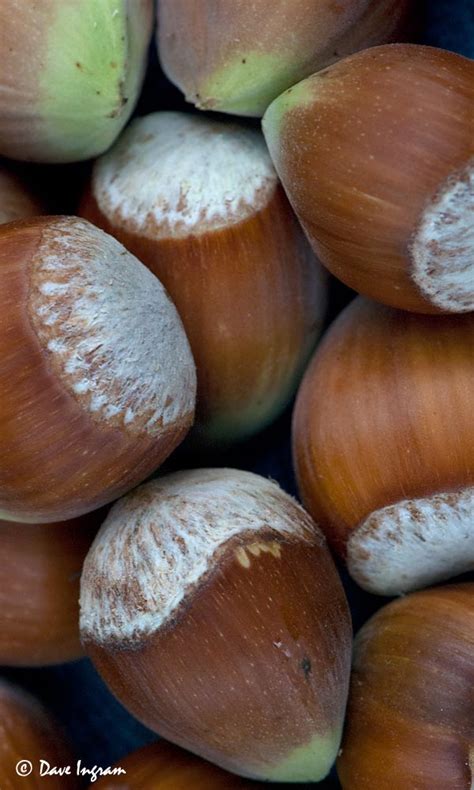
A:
[{"xmin": 3, "ymin": 1, "xmax": 474, "ymax": 786}]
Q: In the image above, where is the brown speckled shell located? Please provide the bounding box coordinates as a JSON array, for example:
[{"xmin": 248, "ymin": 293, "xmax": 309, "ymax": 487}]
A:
[{"xmin": 265, "ymin": 45, "xmax": 474, "ymax": 312}]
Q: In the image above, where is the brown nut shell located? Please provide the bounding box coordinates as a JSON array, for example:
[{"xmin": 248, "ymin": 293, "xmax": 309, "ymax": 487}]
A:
[
  {"xmin": 0, "ymin": 168, "xmax": 42, "ymax": 225},
  {"xmin": 157, "ymin": 0, "xmax": 412, "ymax": 117},
  {"xmin": 337, "ymin": 584, "xmax": 474, "ymax": 790},
  {"xmin": 0, "ymin": 510, "xmax": 102, "ymax": 666},
  {"xmin": 0, "ymin": 679, "xmax": 78, "ymax": 788},
  {"xmin": 0, "ymin": 0, "xmax": 153, "ymax": 163},
  {"xmin": 80, "ymin": 468, "xmax": 352, "ymax": 782},
  {"xmin": 293, "ymin": 296, "xmax": 474, "ymax": 595},
  {"xmin": 91, "ymin": 740, "xmax": 255, "ymax": 788},
  {"xmin": 0, "ymin": 215, "xmax": 195, "ymax": 522},
  {"xmin": 81, "ymin": 113, "xmax": 326, "ymax": 447},
  {"xmin": 263, "ymin": 44, "xmax": 474, "ymax": 313}
]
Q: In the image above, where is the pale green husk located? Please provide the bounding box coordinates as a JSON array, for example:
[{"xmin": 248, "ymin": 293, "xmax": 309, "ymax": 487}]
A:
[
  {"xmin": 37, "ymin": 0, "xmax": 150, "ymax": 162},
  {"xmin": 197, "ymin": 50, "xmax": 308, "ymax": 118},
  {"xmin": 262, "ymin": 75, "xmax": 316, "ymax": 160},
  {"xmin": 265, "ymin": 727, "xmax": 343, "ymax": 782}
]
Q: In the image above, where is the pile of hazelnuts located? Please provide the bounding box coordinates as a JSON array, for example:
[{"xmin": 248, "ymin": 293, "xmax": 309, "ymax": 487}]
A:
[{"xmin": 0, "ymin": 2, "xmax": 473, "ymax": 788}]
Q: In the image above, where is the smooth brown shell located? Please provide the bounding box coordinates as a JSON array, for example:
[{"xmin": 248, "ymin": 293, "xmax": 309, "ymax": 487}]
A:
[
  {"xmin": 0, "ymin": 169, "xmax": 42, "ymax": 224},
  {"xmin": 157, "ymin": 0, "xmax": 412, "ymax": 116},
  {"xmin": 293, "ymin": 296, "xmax": 474, "ymax": 555},
  {"xmin": 83, "ymin": 532, "xmax": 351, "ymax": 779},
  {"xmin": 337, "ymin": 584, "xmax": 474, "ymax": 789},
  {"xmin": 0, "ymin": 217, "xmax": 194, "ymax": 522},
  {"xmin": 91, "ymin": 740, "xmax": 254, "ymax": 788},
  {"xmin": 0, "ymin": 511, "xmax": 102, "ymax": 666},
  {"xmin": 0, "ymin": 680, "xmax": 78, "ymax": 788},
  {"xmin": 82, "ymin": 180, "xmax": 324, "ymax": 447},
  {"xmin": 0, "ymin": 0, "xmax": 153, "ymax": 163},
  {"xmin": 264, "ymin": 44, "xmax": 474, "ymax": 312}
]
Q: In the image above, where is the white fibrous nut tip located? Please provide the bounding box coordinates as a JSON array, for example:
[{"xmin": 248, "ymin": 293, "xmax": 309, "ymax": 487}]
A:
[
  {"xmin": 411, "ymin": 162, "xmax": 474, "ymax": 312},
  {"xmin": 92, "ymin": 112, "xmax": 278, "ymax": 239},
  {"xmin": 29, "ymin": 217, "xmax": 196, "ymax": 436},
  {"xmin": 80, "ymin": 468, "xmax": 320, "ymax": 646},
  {"xmin": 347, "ymin": 487, "xmax": 474, "ymax": 596}
]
